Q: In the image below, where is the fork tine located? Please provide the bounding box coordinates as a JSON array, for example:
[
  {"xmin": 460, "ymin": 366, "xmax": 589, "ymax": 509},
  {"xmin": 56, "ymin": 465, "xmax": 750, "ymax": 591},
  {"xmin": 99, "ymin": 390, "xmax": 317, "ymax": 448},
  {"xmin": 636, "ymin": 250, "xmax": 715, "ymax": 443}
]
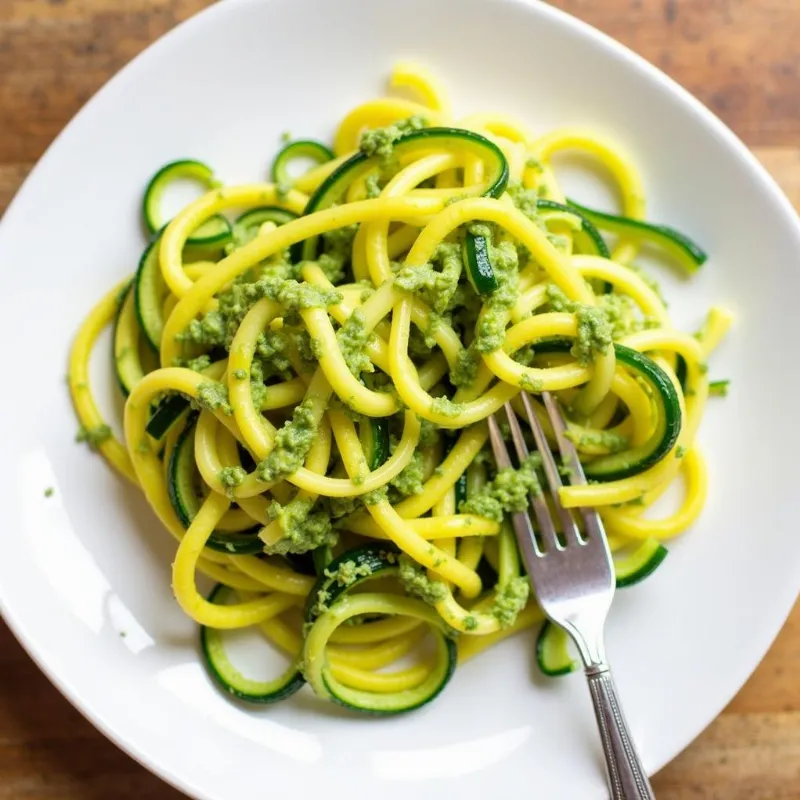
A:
[
  {"xmin": 487, "ymin": 414, "xmax": 513, "ymax": 470},
  {"xmin": 487, "ymin": 415, "xmax": 543, "ymax": 559},
  {"xmin": 541, "ymin": 392, "xmax": 586, "ymax": 486},
  {"xmin": 540, "ymin": 392, "xmax": 608, "ymax": 543},
  {"xmin": 518, "ymin": 392, "xmax": 583, "ymax": 546},
  {"xmin": 502, "ymin": 402, "xmax": 561, "ymax": 553}
]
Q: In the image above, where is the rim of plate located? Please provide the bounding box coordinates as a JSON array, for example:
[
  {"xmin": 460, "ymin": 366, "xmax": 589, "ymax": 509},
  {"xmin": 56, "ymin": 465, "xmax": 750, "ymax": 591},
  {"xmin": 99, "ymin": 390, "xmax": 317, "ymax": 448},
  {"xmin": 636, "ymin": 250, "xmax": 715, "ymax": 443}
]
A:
[{"xmin": 0, "ymin": 0, "xmax": 798, "ymax": 797}]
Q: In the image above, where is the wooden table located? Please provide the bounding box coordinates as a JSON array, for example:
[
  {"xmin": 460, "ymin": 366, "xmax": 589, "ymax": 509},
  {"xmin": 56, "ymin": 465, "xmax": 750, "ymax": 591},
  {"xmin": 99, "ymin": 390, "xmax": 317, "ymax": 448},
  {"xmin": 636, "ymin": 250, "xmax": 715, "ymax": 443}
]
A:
[{"xmin": 1, "ymin": 1, "xmax": 798, "ymax": 797}]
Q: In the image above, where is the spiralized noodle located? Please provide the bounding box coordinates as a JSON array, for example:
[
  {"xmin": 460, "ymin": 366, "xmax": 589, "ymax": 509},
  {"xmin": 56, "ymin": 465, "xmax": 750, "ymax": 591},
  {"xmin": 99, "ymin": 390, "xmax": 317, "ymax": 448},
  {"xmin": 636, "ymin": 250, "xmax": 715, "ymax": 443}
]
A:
[{"xmin": 69, "ymin": 63, "xmax": 731, "ymax": 711}]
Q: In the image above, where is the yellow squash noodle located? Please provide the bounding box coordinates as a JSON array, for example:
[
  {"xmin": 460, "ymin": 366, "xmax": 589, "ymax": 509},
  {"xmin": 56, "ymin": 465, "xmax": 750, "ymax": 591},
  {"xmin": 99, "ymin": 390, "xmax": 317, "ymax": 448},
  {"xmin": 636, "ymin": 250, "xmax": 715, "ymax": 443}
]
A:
[{"xmin": 69, "ymin": 62, "xmax": 730, "ymax": 713}]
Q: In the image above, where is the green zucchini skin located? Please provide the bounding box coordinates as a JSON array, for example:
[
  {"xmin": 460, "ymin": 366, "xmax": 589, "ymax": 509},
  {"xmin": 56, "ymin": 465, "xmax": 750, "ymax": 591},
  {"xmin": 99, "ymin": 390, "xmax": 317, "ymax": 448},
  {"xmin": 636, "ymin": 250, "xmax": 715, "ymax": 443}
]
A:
[
  {"xmin": 201, "ymin": 584, "xmax": 305, "ymax": 704},
  {"xmin": 270, "ymin": 140, "xmax": 335, "ymax": 188},
  {"xmin": 536, "ymin": 621, "xmax": 578, "ymax": 677},
  {"xmin": 168, "ymin": 417, "xmax": 264, "ymax": 555},
  {"xmin": 232, "ymin": 206, "xmax": 299, "ymax": 248},
  {"xmin": 300, "ymin": 127, "xmax": 509, "ymax": 263},
  {"xmin": 304, "ymin": 543, "xmax": 401, "ymax": 623},
  {"xmin": 133, "ymin": 236, "xmax": 166, "ymax": 352},
  {"xmin": 462, "ymin": 232, "xmax": 499, "ymax": 295},
  {"xmin": 536, "ymin": 341, "xmax": 682, "ymax": 481},
  {"xmin": 566, "ymin": 198, "xmax": 707, "ymax": 273},
  {"xmin": 368, "ymin": 419, "xmax": 390, "ymax": 470},
  {"xmin": 112, "ymin": 282, "xmax": 141, "ymax": 397},
  {"xmin": 303, "ymin": 544, "xmax": 457, "ymax": 715},
  {"xmin": 142, "ymin": 159, "xmax": 232, "ymax": 247},
  {"xmin": 536, "ymin": 198, "xmax": 611, "ymax": 259},
  {"xmin": 323, "ymin": 634, "xmax": 457, "ymax": 716},
  {"xmin": 614, "ymin": 540, "xmax": 669, "ymax": 588},
  {"xmin": 145, "ymin": 394, "xmax": 190, "ymax": 440}
]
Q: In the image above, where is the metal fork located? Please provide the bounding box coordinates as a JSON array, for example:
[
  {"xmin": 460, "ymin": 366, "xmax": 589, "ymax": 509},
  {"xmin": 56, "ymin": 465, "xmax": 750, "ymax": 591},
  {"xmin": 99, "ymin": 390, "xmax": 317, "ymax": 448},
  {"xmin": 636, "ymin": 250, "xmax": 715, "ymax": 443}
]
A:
[{"xmin": 488, "ymin": 392, "xmax": 655, "ymax": 800}]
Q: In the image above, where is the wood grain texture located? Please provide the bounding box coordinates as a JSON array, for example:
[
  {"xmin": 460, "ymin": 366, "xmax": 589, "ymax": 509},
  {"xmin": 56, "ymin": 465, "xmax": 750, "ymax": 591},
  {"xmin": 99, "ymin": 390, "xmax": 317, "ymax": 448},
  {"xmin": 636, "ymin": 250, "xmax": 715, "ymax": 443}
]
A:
[{"xmin": 0, "ymin": 2, "xmax": 798, "ymax": 799}]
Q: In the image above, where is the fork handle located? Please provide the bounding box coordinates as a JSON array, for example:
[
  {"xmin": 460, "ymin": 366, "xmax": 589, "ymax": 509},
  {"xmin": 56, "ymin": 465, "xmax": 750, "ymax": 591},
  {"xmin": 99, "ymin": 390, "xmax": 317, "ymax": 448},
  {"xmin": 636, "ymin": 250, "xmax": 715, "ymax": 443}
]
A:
[{"xmin": 585, "ymin": 665, "xmax": 655, "ymax": 799}]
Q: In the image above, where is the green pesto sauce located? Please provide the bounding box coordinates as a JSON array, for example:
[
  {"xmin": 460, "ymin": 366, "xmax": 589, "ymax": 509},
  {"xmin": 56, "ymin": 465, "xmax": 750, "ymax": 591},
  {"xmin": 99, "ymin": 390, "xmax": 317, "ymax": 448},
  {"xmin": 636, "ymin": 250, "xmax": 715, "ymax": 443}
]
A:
[
  {"xmin": 362, "ymin": 485, "xmax": 388, "ymax": 506},
  {"xmin": 266, "ymin": 278, "xmax": 342, "ymax": 311},
  {"xmin": 418, "ymin": 418, "xmax": 441, "ymax": 447},
  {"xmin": 358, "ymin": 281, "xmax": 375, "ymax": 303},
  {"xmin": 337, "ymin": 308, "xmax": 373, "ymax": 376},
  {"xmin": 566, "ymin": 428, "xmax": 629, "ymax": 453},
  {"xmin": 307, "ymin": 588, "xmax": 332, "ymax": 622},
  {"xmin": 195, "ymin": 381, "xmax": 233, "ymax": 416},
  {"xmin": 44, "ymin": 487, "xmax": 55, "ymax": 498},
  {"xmin": 322, "ymin": 224, "xmax": 358, "ymax": 254},
  {"xmin": 218, "ymin": 466, "xmax": 246, "ymax": 497},
  {"xmin": 547, "ymin": 233, "xmax": 570, "ymax": 252},
  {"xmin": 546, "ymin": 285, "xmax": 612, "ymax": 365},
  {"xmin": 317, "ymin": 224, "xmax": 359, "ymax": 285},
  {"xmin": 395, "ymin": 242, "xmax": 463, "ymax": 315},
  {"xmin": 316, "ymin": 254, "xmax": 344, "ymax": 285},
  {"xmin": 232, "ymin": 368, "xmax": 248, "ymax": 380},
  {"xmin": 398, "ymin": 555, "xmax": 447, "ymax": 605},
  {"xmin": 389, "ymin": 450, "xmax": 426, "ymax": 497},
  {"xmin": 76, "ymin": 423, "xmax": 112, "ymax": 449},
  {"xmin": 451, "ymin": 345, "xmax": 481, "ymax": 388},
  {"xmin": 359, "ymin": 115, "xmax": 427, "ymax": 162},
  {"xmin": 178, "ymin": 275, "xmax": 339, "ymax": 352},
  {"xmin": 174, "ymin": 354, "xmax": 212, "ymax": 372},
  {"xmin": 473, "ymin": 239, "xmax": 520, "ymax": 354},
  {"xmin": 324, "ymin": 559, "xmax": 373, "ymax": 587},
  {"xmin": 491, "ymin": 577, "xmax": 530, "ymax": 627},
  {"xmin": 329, "ymin": 483, "xmax": 388, "ymax": 522},
  {"xmin": 255, "ymin": 329, "xmax": 292, "ymax": 376},
  {"xmin": 365, "ymin": 174, "xmax": 382, "ymax": 199},
  {"xmin": 265, "ymin": 496, "xmax": 336, "ymax": 555},
  {"xmin": 461, "ymin": 454, "xmax": 542, "ymax": 522},
  {"xmin": 525, "ymin": 156, "xmax": 544, "ymax": 173},
  {"xmin": 463, "ymin": 615, "xmax": 479, "ymax": 631},
  {"xmin": 297, "ymin": 331, "xmax": 320, "ymax": 369},
  {"xmin": 505, "ymin": 181, "xmax": 541, "ymax": 223},
  {"xmin": 519, "ymin": 372, "xmax": 544, "ymax": 392},
  {"xmin": 598, "ymin": 292, "xmax": 660, "ymax": 338},
  {"xmin": 430, "ymin": 396, "xmax": 465, "ymax": 418},
  {"xmin": 329, "ymin": 494, "xmax": 363, "ymax": 520},
  {"xmin": 256, "ymin": 398, "xmax": 318, "ymax": 483},
  {"xmin": 613, "ymin": 495, "xmax": 646, "ymax": 509},
  {"xmin": 407, "ymin": 325, "xmax": 435, "ymax": 360},
  {"xmin": 512, "ymin": 345, "xmax": 537, "ymax": 367}
]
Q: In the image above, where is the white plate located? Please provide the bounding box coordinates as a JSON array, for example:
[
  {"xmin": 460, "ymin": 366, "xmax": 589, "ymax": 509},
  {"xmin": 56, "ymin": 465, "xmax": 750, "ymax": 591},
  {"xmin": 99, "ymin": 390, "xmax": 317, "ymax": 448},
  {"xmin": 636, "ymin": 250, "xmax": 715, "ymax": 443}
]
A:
[{"xmin": 1, "ymin": 0, "xmax": 798, "ymax": 797}]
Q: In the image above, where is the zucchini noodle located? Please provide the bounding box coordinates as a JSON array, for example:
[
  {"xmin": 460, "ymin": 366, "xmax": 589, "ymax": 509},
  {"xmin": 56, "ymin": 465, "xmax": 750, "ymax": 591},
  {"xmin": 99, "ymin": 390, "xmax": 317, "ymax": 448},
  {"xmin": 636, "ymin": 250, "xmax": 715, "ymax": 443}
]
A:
[{"xmin": 69, "ymin": 63, "xmax": 731, "ymax": 713}]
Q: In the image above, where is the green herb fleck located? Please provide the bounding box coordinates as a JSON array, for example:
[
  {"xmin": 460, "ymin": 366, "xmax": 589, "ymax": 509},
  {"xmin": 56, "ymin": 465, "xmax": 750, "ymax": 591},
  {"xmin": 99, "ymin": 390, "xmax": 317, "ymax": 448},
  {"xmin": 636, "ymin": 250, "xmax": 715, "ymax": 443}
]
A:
[{"xmin": 76, "ymin": 424, "xmax": 112, "ymax": 449}]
